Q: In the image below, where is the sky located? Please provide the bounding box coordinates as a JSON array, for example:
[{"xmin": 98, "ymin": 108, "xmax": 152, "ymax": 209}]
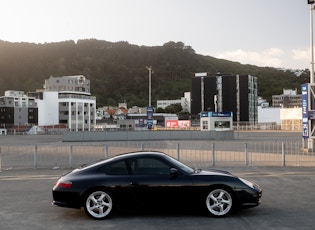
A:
[{"xmin": 0, "ymin": 0, "xmax": 312, "ymax": 70}]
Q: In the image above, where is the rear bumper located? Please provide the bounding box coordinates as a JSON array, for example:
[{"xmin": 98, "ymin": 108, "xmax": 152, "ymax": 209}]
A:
[
  {"xmin": 52, "ymin": 190, "xmax": 82, "ymax": 209},
  {"xmin": 52, "ymin": 200, "xmax": 81, "ymax": 209}
]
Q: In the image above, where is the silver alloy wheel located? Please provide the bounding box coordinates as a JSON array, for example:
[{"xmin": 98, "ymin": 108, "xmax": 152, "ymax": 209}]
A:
[
  {"xmin": 85, "ymin": 191, "xmax": 113, "ymax": 219},
  {"xmin": 206, "ymin": 188, "xmax": 233, "ymax": 216}
]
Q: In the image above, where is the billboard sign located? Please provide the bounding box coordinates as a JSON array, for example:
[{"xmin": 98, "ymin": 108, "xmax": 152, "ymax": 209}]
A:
[
  {"xmin": 302, "ymin": 84, "xmax": 309, "ymax": 138},
  {"xmin": 195, "ymin": 72, "xmax": 208, "ymax": 77},
  {"xmin": 147, "ymin": 106, "xmax": 154, "ymax": 129},
  {"xmin": 200, "ymin": 112, "xmax": 232, "ymax": 118},
  {"xmin": 166, "ymin": 120, "xmax": 191, "ymax": 128}
]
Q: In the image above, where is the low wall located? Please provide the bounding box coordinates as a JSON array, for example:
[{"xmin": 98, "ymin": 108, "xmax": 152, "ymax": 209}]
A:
[{"xmin": 62, "ymin": 130, "xmax": 235, "ymax": 142}]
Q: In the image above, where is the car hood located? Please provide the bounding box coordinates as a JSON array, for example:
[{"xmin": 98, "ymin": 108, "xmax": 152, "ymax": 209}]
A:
[{"xmin": 196, "ymin": 169, "xmax": 234, "ymax": 177}]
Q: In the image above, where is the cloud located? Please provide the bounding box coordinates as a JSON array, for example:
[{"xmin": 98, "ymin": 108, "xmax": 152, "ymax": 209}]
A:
[
  {"xmin": 291, "ymin": 48, "xmax": 308, "ymax": 61},
  {"xmin": 215, "ymin": 48, "xmax": 284, "ymax": 68}
]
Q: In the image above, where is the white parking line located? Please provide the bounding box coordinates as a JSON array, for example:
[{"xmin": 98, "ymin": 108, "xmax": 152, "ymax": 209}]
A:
[{"xmin": 0, "ymin": 175, "xmax": 60, "ymax": 181}]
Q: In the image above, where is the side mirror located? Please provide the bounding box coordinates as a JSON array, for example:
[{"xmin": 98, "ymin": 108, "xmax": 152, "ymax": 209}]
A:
[{"xmin": 170, "ymin": 168, "xmax": 179, "ymax": 178}]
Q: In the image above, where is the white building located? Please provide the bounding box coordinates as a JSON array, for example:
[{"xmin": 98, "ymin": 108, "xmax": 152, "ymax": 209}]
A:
[
  {"xmin": 157, "ymin": 92, "xmax": 191, "ymax": 112},
  {"xmin": 258, "ymin": 106, "xmax": 281, "ymax": 125},
  {"xmin": 200, "ymin": 112, "xmax": 233, "ymax": 131},
  {"xmin": 29, "ymin": 75, "xmax": 96, "ymax": 131},
  {"xmin": 258, "ymin": 106, "xmax": 301, "ymax": 131},
  {"xmin": 280, "ymin": 107, "xmax": 302, "ymax": 131}
]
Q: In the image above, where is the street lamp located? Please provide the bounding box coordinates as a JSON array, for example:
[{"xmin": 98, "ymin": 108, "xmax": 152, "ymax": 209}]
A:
[
  {"xmin": 146, "ymin": 66, "xmax": 152, "ymax": 106},
  {"xmin": 146, "ymin": 66, "xmax": 153, "ymax": 130},
  {"xmin": 308, "ymin": 0, "xmax": 315, "ymax": 83},
  {"xmin": 305, "ymin": 1, "xmax": 315, "ymax": 149}
]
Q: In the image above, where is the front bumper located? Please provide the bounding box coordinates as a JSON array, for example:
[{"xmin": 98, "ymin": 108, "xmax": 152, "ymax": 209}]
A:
[{"xmin": 235, "ymin": 187, "xmax": 262, "ymax": 208}]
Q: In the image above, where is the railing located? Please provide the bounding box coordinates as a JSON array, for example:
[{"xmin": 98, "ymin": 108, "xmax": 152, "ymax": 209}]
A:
[{"xmin": 0, "ymin": 141, "xmax": 314, "ymax": 171}]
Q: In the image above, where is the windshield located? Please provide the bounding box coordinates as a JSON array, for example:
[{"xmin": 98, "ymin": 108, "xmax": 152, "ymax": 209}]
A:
[{"xmin": 164, "ymin": 155, "xmax": 195, "ymax": 174}]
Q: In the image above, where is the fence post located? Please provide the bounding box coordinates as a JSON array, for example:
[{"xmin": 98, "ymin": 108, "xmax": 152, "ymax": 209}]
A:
[
  {"xmin": 104, "ymin": 144, "xmax": 109, "ymax": 159},
  {"xmin": 34, "ymin": 145, "xmax": 38, "ymax": 169},
  {"xmin": 282, "ymin": 142, "xmax": 286, "ymax": 167},
  {"xmin": 212, "ymin": 143, "xmax": 215, "ymax": 167},
  {"xmin": 69, "ymin": 145, "xmax": 73, "ymax": 168},
  {"xmin": 245, "ymin": 143, "xmax": 249, "ymax": 166},
  {"xmin": 177, "ymin": 143, "xmax": 180, "ymax": 161},
  {"xmin": 0, "ymin": 146, "xmax": 2, "ymax": 172}
]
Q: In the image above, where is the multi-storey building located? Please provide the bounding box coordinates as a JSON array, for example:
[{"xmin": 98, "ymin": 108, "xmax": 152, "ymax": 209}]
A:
[
  {"xmin": 28, "ymin": 75, "xmax": 96, "ymax": 131},
  {"xmin": 0, "ymin": 90, "xmax": 38, "ymax": 128},
  {"xmin": 191, "ymin": 73, "xmax": 258, "ymax": 124},
  {"xmin": 272, "ymin": 89, "xmax": 301, "ymax": 108}
]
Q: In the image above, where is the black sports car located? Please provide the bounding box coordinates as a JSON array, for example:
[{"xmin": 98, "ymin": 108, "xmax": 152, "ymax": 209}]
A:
[{"xmin": 52, "ymin": 151, "xmax": 262, "ymax": 219}]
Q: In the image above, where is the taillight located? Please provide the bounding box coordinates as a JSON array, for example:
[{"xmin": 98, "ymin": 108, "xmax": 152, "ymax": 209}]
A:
[{"xmin": 56, "ymin": 181, "xmax": 72, "ymax": 188}]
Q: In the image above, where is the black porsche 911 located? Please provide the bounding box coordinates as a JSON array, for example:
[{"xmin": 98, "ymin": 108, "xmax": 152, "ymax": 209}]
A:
[{"xmin": 52, "ymin": 151, "xmax": 262, "ymax": 219}]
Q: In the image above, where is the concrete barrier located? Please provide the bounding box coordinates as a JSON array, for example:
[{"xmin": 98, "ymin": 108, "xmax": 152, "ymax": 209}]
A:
[{"xmin": 62, "ymin": 130, "xmax": 234, "ymax": 142}]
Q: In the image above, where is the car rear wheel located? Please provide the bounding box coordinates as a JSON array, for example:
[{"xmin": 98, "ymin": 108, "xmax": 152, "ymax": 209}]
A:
[
  {"xmin": 205, "ymin": 188, "xmax": 233, "ymax": 217},
  {"xmin": 84, "ymin": 190, "xmax": 113, "ymax": 219}
]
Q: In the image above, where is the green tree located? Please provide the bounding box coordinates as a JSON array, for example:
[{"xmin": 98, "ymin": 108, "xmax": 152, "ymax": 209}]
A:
[{"xmin": 164, "ymin": 104, "xmax": 182, "ymax": 114}]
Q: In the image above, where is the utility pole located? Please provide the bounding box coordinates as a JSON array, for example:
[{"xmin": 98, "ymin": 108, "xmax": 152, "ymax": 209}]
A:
[{"xmin": 146, "ymin": 66, "xmax": 152, "ymax": 106}]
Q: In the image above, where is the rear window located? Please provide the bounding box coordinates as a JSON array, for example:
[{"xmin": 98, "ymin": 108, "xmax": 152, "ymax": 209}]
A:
[{"xmin": 98, "ymin": 160, "xmax": 128, "ymax": 175}]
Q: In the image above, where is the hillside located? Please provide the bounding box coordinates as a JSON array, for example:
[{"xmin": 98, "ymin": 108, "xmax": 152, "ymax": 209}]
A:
[{"xmin": 0, "ymin": 39, "xmax": 309, "ymax": 107}]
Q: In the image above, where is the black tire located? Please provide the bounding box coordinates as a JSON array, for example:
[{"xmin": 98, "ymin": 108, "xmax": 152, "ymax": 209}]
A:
[
  {"xmin": 84, "ymin": 190, "xmax": 114, "ymax": 220},
  {"xmin": 205, "ymin": 187, "xmax": 233, "ymax": 217}
]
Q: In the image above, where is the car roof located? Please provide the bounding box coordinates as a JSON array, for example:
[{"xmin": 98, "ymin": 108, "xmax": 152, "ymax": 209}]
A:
[
  {"xmin": 78, "ymin": 151, "xmax": 169, "ymax": 170},
  {"xmin": 112, "ymin": 151, "xmax": 167, "ymax": 160}
]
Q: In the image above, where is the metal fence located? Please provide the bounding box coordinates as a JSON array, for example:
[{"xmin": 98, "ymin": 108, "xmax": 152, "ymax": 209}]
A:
[{"xmin": 1, "ymin": 140, "xmax": 315, "ymax": 171}]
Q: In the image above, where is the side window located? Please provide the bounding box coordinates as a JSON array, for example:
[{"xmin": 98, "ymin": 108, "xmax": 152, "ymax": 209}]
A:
[
  {"xmin": 99, "ymin": 160, "xmax": 128, "ymax": 175},
  {"xmin": 133, "ymin": 158, "xmax": 170, "ymax": 175}
]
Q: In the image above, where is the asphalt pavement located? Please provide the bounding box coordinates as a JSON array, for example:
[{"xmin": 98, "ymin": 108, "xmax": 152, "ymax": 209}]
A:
[
  {"xmin": 0, "ymin": 132, "xmax": 312, "ymax": 229},
  {"xmin": 1, "ymin": 166, "xmax": 315, "ymax": 230}
]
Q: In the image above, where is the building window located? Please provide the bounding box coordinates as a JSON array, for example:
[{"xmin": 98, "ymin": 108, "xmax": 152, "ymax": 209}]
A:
[
  {"xmin": 215, "ymin": 121, "xmax": 230, "ymax": 129},
  {"xmin": 202, "ymin": 120, "xmax": 208, "ymax": 130}
]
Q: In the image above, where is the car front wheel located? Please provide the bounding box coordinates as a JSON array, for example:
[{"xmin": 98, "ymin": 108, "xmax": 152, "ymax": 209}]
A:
[
  {"xmin": 84, "ymin": 190, "xmax": 113, "ymax": 219},
  {"xmin": 206, "ymin": 188, "xmax": 233, "ymax": 217}
]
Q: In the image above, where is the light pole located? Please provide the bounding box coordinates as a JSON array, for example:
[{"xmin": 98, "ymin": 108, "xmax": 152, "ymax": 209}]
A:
[
  {"xmin": 146, "ymin": 66, "xmax": 152, "ymax": 106},
  {"xmin": 308, "ymin": 0, "xmax": 315, "ymax": 83},
  {"xmin": 146, "ymin": 66, "xmax": 153, "ymax": 130},
  {"xmin": 305, "ymin": 1, "xmax": 315, "ymax": 149}
]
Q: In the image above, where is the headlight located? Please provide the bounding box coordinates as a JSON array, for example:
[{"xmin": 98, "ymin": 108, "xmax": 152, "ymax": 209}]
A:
[{"xmin": 239, "ymin": 177, "xmax": 256, "ymax": 189}]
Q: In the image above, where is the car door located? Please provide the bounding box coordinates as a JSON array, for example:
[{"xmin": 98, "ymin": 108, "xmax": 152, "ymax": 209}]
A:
[
  {"xmin": 98, "ymin": 159, "xmax": 135, "ymax": 206},
  {"xmin": 128, "ymin": 156, "xmax": 193, "ymax": 207}
]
